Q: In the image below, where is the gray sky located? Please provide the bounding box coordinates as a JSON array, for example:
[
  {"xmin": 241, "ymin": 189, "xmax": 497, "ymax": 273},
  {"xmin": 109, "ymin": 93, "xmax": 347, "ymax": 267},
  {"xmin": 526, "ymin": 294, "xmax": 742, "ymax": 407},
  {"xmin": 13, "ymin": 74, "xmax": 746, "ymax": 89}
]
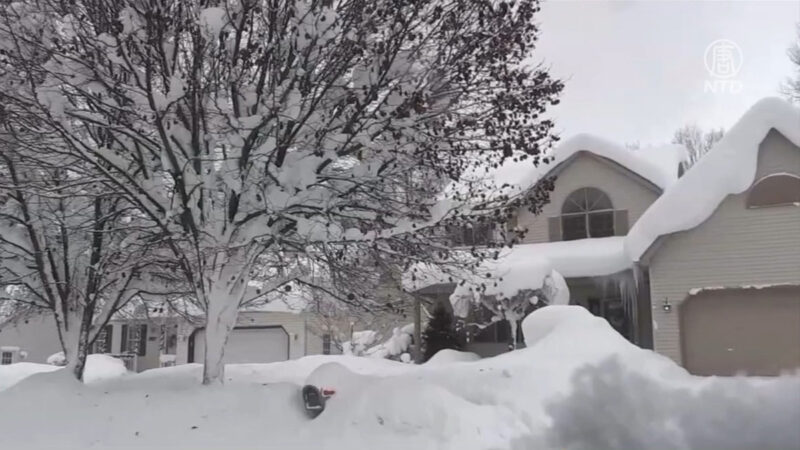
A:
[{"xmin": 534, "ymin": 0, "xmax": 799, "ymax": 145}]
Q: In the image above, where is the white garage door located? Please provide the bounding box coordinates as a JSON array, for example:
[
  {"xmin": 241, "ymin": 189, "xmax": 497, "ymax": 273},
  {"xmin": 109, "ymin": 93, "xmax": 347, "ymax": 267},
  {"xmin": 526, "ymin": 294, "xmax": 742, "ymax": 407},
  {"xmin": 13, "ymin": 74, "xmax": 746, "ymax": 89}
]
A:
[{"xmin": 193, "ymin": 327, "xmax": 289, "ymax": 364}]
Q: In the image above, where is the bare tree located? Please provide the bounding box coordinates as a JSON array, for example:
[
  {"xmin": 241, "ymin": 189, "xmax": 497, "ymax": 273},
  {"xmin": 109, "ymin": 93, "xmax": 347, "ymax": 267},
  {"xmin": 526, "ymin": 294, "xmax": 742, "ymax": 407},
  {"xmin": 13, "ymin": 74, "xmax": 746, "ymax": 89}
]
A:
[
  {"xmin": 672, "ymin": 124, "xmax": 724, "ymax": 170},
  {"xmin": 0, "ymin": 0, "xmax": 562, "ymax": 384},
  {"xmin": 782, "ymin": 25, "xmax": 800, "ymax": 104},
  {"xmin": 0, "ymin": 132, "xmax": 166, "ymax": 380}
]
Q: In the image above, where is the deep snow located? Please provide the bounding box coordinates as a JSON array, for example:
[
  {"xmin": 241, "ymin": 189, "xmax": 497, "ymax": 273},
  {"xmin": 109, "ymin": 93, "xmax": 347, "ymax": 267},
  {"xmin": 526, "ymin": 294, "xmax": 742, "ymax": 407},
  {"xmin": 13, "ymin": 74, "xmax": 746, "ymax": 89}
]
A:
[{"xmin": 0, "ymin": 306, "xmax": 798, "ymax": 450}]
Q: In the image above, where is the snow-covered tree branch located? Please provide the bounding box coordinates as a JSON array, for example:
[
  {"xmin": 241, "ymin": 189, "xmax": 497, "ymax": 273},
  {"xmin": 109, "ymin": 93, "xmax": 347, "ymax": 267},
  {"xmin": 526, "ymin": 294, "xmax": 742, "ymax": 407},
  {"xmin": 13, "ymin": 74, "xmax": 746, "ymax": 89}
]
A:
[
  {"xmin": 0, "ymin": 0, "xmax": 562, "ymax": 383},
  {"xmin": 0, "ymin": 131, "xmax": 165, "ymax": 380}
]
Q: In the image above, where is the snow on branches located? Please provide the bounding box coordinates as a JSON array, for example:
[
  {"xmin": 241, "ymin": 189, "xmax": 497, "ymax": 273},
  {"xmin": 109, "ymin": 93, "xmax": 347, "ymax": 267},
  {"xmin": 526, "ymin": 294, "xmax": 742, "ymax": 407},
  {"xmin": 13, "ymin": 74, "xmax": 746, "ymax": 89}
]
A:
[{"xmin": 0, "ymin": 0, "xmax": 562, "ymax": 383}]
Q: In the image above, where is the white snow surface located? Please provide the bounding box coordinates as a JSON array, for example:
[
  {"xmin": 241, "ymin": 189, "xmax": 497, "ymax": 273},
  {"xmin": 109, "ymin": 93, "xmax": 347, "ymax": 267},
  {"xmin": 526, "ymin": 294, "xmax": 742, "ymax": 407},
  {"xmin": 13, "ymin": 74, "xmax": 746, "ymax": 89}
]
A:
[
  {"xmin": 469, "ymin": 134, "xmax": 684, "ymax": 199},
  {"xmin": 406, "ymin": 237, "xmax": 631, "ymax": 294},
  {"xmin": 0, "ymin": 354, "xmax": 128, "ymax": 391},
  {"xmin": 1, "ymin": 306, "xmax": 798, "ymax": 450},
  {"xmin": 425, "ymin": 349, "xmax": 481, "ymax": 365},
  {"xmin": 446, "ymin": 238, "xmax": 629, "ymax": 314},
  {"xmin": 626, "ymin": 97, "xmax": 800, "ymax": 261}
]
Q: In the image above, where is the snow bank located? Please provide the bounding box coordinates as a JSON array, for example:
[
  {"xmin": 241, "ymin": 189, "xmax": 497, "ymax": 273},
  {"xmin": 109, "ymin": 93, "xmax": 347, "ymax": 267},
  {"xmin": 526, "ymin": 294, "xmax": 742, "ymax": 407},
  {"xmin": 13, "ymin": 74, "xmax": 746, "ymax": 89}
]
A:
[
  {"xmin": 0, "ymin": 355, "xmax": 128, "ymax": 391},
  {"xmin": 425, "ymin": 349, "xmax": 481, "ymax": 365},
  {"xmin": 46, "ymin": 351, "xmax": 67, "ymax": 366},
  {"xmin": 82, "ymin": 354, "xmax": 129, "ymax": 384},
  {"xmin": 1, "ymin": 306, "xmax": 798, "ymax": 450},
  {"xmin": 626, "ymin": 98, "xmax": 800, "ymax": 261},
  {"xmin": 0, "ymin": 362, "xmax": 60, "ymax": 391}
]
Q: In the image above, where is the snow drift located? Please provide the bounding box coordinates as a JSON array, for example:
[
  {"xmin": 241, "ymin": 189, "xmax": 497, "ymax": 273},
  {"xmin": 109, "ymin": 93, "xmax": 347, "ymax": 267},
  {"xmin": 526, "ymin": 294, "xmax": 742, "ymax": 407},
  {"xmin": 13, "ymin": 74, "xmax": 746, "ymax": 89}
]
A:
[{"xmin": 1, "ymin": 306, "xmax": 797, "ymax": 450}]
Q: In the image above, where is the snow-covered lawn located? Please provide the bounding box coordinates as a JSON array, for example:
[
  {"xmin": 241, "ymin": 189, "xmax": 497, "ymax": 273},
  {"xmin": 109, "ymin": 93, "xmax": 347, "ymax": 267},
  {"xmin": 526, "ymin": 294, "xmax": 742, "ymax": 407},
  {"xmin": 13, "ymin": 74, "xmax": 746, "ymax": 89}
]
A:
[{"xmin": 1, "ymin": 307, "xmax": 798, "ymax": 450}]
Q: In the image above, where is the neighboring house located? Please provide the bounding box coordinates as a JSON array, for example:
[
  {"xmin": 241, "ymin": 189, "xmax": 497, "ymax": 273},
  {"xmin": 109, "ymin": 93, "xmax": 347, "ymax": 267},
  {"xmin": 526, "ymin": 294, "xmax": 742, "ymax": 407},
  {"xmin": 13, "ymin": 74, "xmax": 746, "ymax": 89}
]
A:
[
  {"xmin": 412, "ymin": 97, "xmax": 800, "ymax": 376},
  {"xmin": 0, "ymin": 307, "xmax": 333, "ymax": 371},
  {"xmin": 0, "ymin": 313, "xmax": 63, "ymax": 366}
]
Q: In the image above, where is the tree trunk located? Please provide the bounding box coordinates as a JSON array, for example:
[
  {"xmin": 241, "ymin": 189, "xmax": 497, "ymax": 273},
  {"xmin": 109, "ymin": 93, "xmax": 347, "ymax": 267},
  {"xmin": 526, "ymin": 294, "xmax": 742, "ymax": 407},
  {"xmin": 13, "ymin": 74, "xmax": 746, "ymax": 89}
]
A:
[
  {"xmin": 201, "ymin": 300, "xmax": 239, "ymax": 385},
  {"xmin": 413, "ymin": 296, "xmax": 422, "ymax": 364},
  {"xmin": 57, "ymin": 311, "xmax": 92, "ymax": 381}
]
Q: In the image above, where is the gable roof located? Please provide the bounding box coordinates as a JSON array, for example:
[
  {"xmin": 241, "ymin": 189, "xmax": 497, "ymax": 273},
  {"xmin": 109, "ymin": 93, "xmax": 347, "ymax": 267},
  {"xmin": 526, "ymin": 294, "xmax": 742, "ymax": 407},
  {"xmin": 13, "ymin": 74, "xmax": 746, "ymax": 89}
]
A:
[
  {"xmin": 625, "ymin": 97, "xmax": 800, "ymax": 263},
  {"xmin": 473, "ymin": 134, "xmax": 686, "ymax": 200}
]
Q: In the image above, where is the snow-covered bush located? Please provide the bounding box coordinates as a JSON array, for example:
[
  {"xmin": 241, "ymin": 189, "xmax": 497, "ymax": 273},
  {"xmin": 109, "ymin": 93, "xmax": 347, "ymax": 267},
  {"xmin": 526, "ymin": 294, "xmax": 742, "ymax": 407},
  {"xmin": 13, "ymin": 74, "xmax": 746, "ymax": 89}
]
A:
[
  {"xmin": 342, "ymin": 330, "xmax": 379, "ymax": 357},
  {"xmin": 46, "ymin": 352, "xmax": 67, "ymax": 367},
  {"xmin": 364, "ymin": 324, "xmax": 415, "ymax": 361}
]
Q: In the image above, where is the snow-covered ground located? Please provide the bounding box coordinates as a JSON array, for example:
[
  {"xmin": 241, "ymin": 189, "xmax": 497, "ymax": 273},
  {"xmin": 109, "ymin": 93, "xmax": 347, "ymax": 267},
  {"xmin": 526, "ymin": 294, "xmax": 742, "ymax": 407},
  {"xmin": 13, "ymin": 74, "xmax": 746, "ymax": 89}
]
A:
[{"xmin": 1, "ymin": 306, "xmax": 798, "ymax": 450}]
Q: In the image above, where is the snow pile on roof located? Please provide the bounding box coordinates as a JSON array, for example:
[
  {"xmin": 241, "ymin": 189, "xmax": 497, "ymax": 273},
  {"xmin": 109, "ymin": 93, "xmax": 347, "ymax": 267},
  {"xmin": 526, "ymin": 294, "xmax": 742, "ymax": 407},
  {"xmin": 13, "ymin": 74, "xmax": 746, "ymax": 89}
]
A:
[
  {"xmin": 243, "ymin": 290, "xmax": 309, "ymax": 313},
  {"xmin": 462, "ymin": 134, "xmax": 685, "ymax": 201},
  {"xmin": 1, "ymin": 306, "xmax": 798, "ymax": 449},
  {"xmin": 626, "ymin": 98, "xmax": 800, "ymax": 261},
  {"xmin": 407, "ymin": 237, "xmax": 631, "ymax": 299}
]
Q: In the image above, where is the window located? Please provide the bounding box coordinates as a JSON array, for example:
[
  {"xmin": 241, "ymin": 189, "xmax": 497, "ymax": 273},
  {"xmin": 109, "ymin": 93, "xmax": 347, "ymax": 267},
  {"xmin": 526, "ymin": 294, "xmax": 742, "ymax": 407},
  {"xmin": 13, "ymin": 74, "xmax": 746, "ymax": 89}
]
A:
[
  {"xmin": 121, "ymin": 324, "xmax": 148, "ymax": 356},
  {"xmin": 746, "ymin": 174, "xmax": 800, "ymax": 208},
  {"xmin": 92, "ymin": 325, "xmax": 113, "ymax": 354},
  {"xmin": 448, "ymin": 222, "xmax": 494, "ymax": 247},
  {"xmin": 1, "ymin": 352, "xmax": 11, "ymax": 365},
  {"xmin": 561, "ymin": 188, "xmax": 615, "ymax": 240},
  {"xmin": 322, "ymin": 334, "xmax": 332, "ymax": 355}
]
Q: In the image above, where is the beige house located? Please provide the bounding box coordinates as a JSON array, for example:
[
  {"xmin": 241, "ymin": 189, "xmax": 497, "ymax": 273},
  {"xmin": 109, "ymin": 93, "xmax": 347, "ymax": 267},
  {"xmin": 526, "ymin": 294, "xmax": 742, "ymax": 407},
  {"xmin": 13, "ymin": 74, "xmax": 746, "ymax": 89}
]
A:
[
  {"xmin": 414, "ymin": 133, "xmax": 685, "ymax": 356},
  {"xmin": 0, "ymin": 309, "xmax": 331, "ymax": 372},
  {"xmin": 414, "ymin": 97, "xmax": 800, "ymax": 376},
  {"xmin": 630, "ymin": 100, "xmax": 800, "ymax": 376}
]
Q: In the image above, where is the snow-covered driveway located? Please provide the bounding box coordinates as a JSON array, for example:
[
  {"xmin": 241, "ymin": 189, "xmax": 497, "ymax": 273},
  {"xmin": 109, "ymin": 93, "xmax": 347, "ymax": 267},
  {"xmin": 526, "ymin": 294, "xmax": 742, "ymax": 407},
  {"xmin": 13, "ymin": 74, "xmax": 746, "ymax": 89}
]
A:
[{"xmin": 1, "ymin": 306, "xmax": 798, "ymax": 450}]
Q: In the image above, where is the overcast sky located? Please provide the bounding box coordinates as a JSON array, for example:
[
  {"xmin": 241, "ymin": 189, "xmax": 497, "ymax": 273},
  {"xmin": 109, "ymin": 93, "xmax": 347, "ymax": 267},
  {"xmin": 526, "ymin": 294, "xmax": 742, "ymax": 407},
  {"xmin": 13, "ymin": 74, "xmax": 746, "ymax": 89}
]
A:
[{"xmin": 533, "ymin": 0, "xmax": 799, "ymax": 145}]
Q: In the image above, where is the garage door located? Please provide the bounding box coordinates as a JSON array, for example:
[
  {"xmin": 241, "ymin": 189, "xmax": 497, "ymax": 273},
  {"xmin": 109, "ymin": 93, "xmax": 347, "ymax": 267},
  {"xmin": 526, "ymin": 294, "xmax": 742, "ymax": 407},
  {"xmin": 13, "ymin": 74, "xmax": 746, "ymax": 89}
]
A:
[
  {"xmin": 681, "ymin": 286, "xmax": 800, "ymax": 376},
  {"xmin": 192, "ymin": 327, "xmax": 289, "ymax": 364}
]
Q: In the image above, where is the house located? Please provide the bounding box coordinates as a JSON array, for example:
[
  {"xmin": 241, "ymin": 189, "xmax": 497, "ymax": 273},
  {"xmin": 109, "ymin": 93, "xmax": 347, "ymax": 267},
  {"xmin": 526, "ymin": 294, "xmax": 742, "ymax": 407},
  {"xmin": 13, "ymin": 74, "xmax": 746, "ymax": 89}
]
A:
[
  {"xmin": 627, "ymin": 98, "xmax": 800, "ymax": 376},
  {"xmin": 0, "ymin": 305, "xmax": 334, "ymax": 372},
  {"xmin": 410, "ymin": 133, "xmax": 686, "ymax": 356},
  {"xmin": 411, "ymin": 97, "xmax": 800, "ymax": 376}
]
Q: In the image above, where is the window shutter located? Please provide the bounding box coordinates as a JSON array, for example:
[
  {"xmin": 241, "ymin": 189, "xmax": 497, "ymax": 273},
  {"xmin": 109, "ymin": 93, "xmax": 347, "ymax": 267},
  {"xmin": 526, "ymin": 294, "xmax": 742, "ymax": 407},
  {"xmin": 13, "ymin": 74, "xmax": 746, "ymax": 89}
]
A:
[
  {"xmin": 138, "ymin": 324, "xmax": 148, "ymax": 356},
  {"xmin": 104, "ymin": 325, "xmax": 113, "ymax": 353},
  {"xmin": 548, "ymin": 217, "xmax": 562, "ymax": 242},
  {"xmin": 120, "ymin": 324, "xmax": 128, "ymax": 353},
  {"xmin": 614, "ymin": 210, "xmax": 629, "ymax": 236}
]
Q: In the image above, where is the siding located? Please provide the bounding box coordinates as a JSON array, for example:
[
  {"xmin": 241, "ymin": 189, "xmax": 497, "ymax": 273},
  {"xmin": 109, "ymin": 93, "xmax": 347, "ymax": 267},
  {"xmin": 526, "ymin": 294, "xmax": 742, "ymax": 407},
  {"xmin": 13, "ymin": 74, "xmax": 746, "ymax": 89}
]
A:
[
  {"xmin": 0, "ymin": 314, "xmax": 62, "ymax": 364},
  {"xmin": 649, "ymin": 130, "xmax": 800, "ymax": 364},
  {"xmin": 516, "ymin": 153, "xmax": 660, "ymax": 244}
]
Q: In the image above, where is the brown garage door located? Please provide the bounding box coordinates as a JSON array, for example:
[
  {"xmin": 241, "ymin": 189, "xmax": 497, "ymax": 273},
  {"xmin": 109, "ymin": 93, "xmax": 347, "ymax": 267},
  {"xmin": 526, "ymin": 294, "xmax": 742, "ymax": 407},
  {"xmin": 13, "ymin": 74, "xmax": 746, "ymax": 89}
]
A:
[{"xmin": 681, "ymin": 285, "xmax": 800, "ymax": 376}]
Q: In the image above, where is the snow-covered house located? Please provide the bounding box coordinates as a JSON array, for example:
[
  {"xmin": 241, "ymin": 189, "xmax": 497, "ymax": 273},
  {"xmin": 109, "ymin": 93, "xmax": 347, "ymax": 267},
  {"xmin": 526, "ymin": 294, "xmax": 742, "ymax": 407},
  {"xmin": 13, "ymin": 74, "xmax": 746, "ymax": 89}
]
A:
[
  {"xmin": 411, "ymin": 97, "xmax": 800, "ymax": 376},
  {"xmin": 411, "ymin": 132, "xmax": 687, "ymax": 356},
  {"xmin": 626, "ymin": 98, "xmax": 800, "ymax": 376},
  {"xmin": 0, "ymin": 304, "xmax": 333, "ymax": 372}
]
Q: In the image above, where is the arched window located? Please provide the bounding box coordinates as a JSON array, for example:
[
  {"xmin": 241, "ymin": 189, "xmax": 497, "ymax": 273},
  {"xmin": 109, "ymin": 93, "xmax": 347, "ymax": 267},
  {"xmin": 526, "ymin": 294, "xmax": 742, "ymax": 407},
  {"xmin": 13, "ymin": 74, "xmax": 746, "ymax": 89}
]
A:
[
  {"xmin": 746, "ymin": 173, "xmax": 800, "ymax": 208},
  {"xmin": 560, "ymin": 188, "xmax": 615, "ymax": 240}
]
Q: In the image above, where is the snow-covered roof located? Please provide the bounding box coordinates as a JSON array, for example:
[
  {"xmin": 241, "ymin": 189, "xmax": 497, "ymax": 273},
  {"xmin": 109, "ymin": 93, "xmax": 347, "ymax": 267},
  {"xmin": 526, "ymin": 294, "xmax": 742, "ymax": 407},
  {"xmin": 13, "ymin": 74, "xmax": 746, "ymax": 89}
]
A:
[
  {"xmin": 466, "ymin": 134, "xmax": 686, "ymax": 200},
  {"xmin": 242, "ymin": 291, "xmax": 308, "ymax": 313},
  {"xmin": 405, "ymin": 237, "xmax": 632, "ymax": 293},
  {"xmin": 625, "ymin": 98, "xmax": 800, "ymax": 262}
]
